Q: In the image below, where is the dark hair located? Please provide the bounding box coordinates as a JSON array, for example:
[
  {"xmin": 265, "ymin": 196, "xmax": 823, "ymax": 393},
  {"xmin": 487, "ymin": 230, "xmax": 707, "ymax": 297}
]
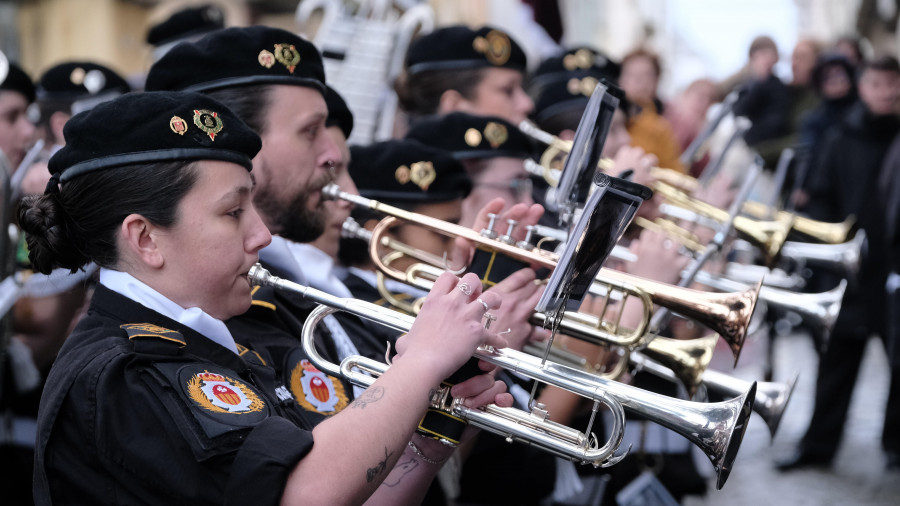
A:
[
  {"xmin": 748, "ymin": 36, "xmax": 778, "ymax": 58},
  {"xmin": 862, "ymin": 55, "xmax": 900, "ymax": 75},
  {"xmin": 18, "ymin": 161, "xmax": 198, "ymax": 274},
  {"xmin": 204, "ymin": 84, "xmax": 274, "ymax": 134},
  {"xmin": 394, "ymin": 67, "xmax": 488, "ymax": 118}
]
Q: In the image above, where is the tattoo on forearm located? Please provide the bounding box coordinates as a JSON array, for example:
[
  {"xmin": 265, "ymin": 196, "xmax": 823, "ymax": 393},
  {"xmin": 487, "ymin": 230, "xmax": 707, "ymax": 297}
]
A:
[
  {"xmin": 366, "ymin": 447, "xmax": 394, "ymax": 483},
  {"xmin": 382, "ymin": 458, "xmax": 419, "ymax": 487},
  {"xmin": 351, "ymin": 386, "xmax": 385, "ymax": 409}
]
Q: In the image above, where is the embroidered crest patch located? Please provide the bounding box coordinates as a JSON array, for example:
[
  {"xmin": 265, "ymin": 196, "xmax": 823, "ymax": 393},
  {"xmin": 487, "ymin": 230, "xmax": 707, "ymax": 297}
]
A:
[
  {"xmin": 274, "ymin": 43, "xmax": 301, "ymax": 74},
  {"xmin": 186, "ymin": 370, "xmax": 265, "ymax": 414},
  {"xmin": 193, "ymin": 109, "xmax": 224, "ymax": 141},
  {"xmin": 289, "ymin": 359, "xmax": 348, "ymax": 414}
]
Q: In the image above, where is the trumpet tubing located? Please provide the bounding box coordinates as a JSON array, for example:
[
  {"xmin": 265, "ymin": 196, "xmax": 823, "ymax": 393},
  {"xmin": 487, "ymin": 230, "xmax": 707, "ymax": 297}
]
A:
[
  {"xmin": 702, "ymin": 369, "xmax": 799, "ymax": 440},
  {"xmin": 693, "ymin": 271, "xmax": 847, "ymax": 336},
  {"xmin": 631, "ymin": 351, "xmax": 796, "ymax": 440},
  {"xmin": 779, "ymin": 230, "xmax": 865, "ymax": 276},
  {"xmin": 328, "ymin": 187, "xmax": 758, "ymax": 362},
  {"xmin": 741, "ymin": 201, "xmax": 854, "ymax": 244},
  {"xmin": 652, "ymin": 181, "xmax": 793, "ymax": 266},
  {"xmin": 248, "ymin": 264, "xmax": 755, "ymax": 488}
]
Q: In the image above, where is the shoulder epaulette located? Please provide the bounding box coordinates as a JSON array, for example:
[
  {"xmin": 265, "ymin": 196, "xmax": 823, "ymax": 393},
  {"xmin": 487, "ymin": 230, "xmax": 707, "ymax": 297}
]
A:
[
  {"xmin": 120, "ymin": 323, "xmax": 186, "ymax": 346},
  {"xmin": 236, "ymin": 343, "xmax": 267, "ymax": 367}
]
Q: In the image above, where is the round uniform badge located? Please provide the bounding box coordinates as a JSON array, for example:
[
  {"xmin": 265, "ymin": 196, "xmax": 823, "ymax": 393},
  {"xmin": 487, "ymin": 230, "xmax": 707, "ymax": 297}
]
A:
[
  {"xmin": 464, "ymin": 128, "xmax": 483, "ymax": 147},
  {"xmin": 180, "ymin": 366, "xmax": 268, "ymax": 422},
  {"xmin": 289, "ymin": 359, "xmax": 348, "ymax": 415}
]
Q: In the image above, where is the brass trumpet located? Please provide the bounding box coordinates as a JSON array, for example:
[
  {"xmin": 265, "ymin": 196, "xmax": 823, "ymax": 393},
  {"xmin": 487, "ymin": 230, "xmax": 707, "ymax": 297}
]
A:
[
  {"xmin": 247, "ymin": 264, "xmax": 756, "ymax": 489},
  {"xmin": 652, "ymin": 181, "xmax": 794, "ymax": 267},
  {"xmin": 524, "ymin": 334, "xmax": 717, "ymax": 397},
  {"xmin": 330, "ymin": 191, "xmax": 758, "ymax": 364},
  {"xmin": 520, "ymin": 120, "xmax": 856, "ymax": 246},
  {"xmin": 693, "ymin": 272, "xmax": 847, "ymax": 336}
]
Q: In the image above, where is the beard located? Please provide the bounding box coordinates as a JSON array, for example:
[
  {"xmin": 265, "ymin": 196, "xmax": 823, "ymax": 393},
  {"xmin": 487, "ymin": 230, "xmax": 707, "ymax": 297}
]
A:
[{"xmin": 255, "ymin": 173, "xmax": 331, "ymax": 244}]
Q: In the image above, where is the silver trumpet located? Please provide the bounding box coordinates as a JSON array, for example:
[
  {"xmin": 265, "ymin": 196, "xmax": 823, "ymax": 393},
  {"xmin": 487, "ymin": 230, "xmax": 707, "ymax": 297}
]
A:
[
  {"xmin": 630, "ymin": 351, "xmax": 798, "ymax": 440},
  {"xmin": 248, "ymin": 264, "xmax": 757, "ymax": 489},
  {"xmin": 693, "ymin": 271, "xmax": 847, "ymax": 336},
  {"xmin": 779, "ymin": 230, "xmax": 866, "ymax": 276}
]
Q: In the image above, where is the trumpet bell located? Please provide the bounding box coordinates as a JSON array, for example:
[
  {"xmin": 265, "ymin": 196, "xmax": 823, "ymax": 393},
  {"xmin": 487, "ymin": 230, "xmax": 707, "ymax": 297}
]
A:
[
  {"xmin": 702, "ymin": 369, "xmax": 799, "ymax": 440},
  {"xmin": 640, "ymin": 335, "xmax": 718, "ymax": 397}
]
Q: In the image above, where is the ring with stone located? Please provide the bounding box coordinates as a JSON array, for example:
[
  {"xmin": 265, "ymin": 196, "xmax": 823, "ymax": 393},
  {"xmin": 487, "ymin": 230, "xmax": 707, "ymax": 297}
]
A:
[{"xmin": 457, "ymin": 282, "xmax": 473, "ymax": 296}]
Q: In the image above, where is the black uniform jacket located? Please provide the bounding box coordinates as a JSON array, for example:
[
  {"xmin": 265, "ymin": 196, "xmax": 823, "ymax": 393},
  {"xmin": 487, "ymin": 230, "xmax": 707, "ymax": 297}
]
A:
[{"xmin": 33, "ymin": 286, "xmax": 315, "ymax": 506}]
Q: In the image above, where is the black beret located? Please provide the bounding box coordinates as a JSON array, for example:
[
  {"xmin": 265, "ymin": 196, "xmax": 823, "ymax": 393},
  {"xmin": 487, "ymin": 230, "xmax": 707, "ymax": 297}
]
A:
[
  {"xmin": 529, "ymin": 47, "xmax": 620, "ymax": 94},
  {"xmin": 406, "ymin": 112, "xmax": 532, "ymax": 160},
  {"xmin": 349, "ymin": 139, "xmax": 471, "ymax": 203},
  {"xmin": 49, "ymin": 91, "xmax": 261, "ymax": 183},
  {"xmin": 145, "ymin": 26, "xmax": 325, "ymax": 94},
  {"xmin": 0, "ymin": 62, "xmax": 36, "ymax": 103},
  {"xmin": 324, "ymin": 85, "xmax": 353, "ymax": 138},
  {"xmin": 532, "ymin": 74, "xmax": 629, "ymax": 125},
  {"xmin": 36, "ymin": 61, "xmax": 130, "ymax": 102},
  {"xmin": 406, "ymin": 25, "xmax": 527, "ymax": 76},
  {"xmin": 146, "ymin": 4, "xmax": 225, "ymax": 46}
]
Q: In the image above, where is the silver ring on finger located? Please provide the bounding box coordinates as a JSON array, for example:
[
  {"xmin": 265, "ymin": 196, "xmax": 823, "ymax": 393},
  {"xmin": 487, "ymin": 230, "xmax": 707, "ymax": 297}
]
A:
[
  {"xmin": 457, "ymin": 282, "xmax": 473, "ymax": 296},
  {"xmin": 476, "ymin": 297, "xmax": 490, "ymax": 313}
]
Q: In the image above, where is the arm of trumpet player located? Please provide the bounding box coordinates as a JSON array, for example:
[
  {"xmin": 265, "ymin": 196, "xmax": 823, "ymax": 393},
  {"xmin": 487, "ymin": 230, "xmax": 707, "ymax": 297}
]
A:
[
  {"xmin": 450, "ymin": 198, "xmax": 544, "ymax": 267},
  {"xmin": 281, "ymin": 272, "xmax": 513, "ymax": 506}
]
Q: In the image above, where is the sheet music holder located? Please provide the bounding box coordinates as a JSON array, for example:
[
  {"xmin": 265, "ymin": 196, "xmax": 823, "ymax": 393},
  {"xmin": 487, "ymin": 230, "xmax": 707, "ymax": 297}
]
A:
[
  {"xmin": 536, "ymin": 173, "xmax": 651, "ymax": 316},
  {"xmin": 552, "ymin": 79, "xmax": 623, "ymax": 223}
]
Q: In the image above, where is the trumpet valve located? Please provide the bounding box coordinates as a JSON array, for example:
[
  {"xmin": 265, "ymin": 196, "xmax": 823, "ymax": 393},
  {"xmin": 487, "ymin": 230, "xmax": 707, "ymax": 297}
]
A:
[
  {"xmin": 499, "ymin": 219, "xmax": 519, "ymax": 245},
  {"xmin": 530, "ymin": 402, "xmax": 550, "ymax": 421},
  {"xmin": 517, "ymin": 225, "xmax": 537, "ymax": 251},
  {"xmin": 480, "ymin": 213, "xmax": 500, "ymax": 239}
]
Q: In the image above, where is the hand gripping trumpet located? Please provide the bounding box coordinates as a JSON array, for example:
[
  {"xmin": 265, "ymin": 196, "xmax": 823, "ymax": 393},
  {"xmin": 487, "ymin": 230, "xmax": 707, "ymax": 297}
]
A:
[
  {"xmin": 325, "ymin": 184, "xmax": 758, "ymax": 364},
  {"xmin": 247, "ymin": 263, "xmax": 757, "ymax": 489}
]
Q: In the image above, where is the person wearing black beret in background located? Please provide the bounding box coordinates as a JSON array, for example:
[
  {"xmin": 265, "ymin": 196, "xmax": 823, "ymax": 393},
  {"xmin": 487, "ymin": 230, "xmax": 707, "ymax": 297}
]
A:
[
  {"xmin": 346, "ymin": 138, "xmax": 473, "ymax": 282},
  {"xmin": 11, "ymin": 61, "xmax": 132, "ymax": 444},
  {"xmin": 395, "ymin": 25, "xmax": 534, "ymax": 127},
  {"xmin": 341, "ymin": 137, "xmax": 554, "ymax": 506},
  {"xmin": 406, "ymin": 112, "xmax": 536, "ymax": 229},
  {"xmin": 23, "ymin": 90, "xmax": 512, "ymax": 505},
  {"xmin": 0, "ymin": 60, "xmax": 37, "ymax": 170},
  {"xmin": 34, "ymin": 61, "xmax": 131, "ymax": 151},
  {"xmin": 0, "ymin": 53, "xmax": 41, "ymax": 506},
  {"xmin": 146, "ymin": 3, "xmax": 226, "ymax": 61}
]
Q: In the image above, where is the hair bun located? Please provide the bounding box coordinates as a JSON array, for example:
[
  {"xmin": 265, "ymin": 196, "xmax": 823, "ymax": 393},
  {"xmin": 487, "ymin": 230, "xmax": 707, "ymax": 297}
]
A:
[{"xmin": 17, "ymin": 194, "xmax": 88, "ymax": 274}]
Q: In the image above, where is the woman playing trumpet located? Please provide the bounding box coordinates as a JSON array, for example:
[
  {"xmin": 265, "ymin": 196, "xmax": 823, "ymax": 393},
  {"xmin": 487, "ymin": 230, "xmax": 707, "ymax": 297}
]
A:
[{"xmin": 23, "ymin": 91, "xmax": 512, "ymax": 505}]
